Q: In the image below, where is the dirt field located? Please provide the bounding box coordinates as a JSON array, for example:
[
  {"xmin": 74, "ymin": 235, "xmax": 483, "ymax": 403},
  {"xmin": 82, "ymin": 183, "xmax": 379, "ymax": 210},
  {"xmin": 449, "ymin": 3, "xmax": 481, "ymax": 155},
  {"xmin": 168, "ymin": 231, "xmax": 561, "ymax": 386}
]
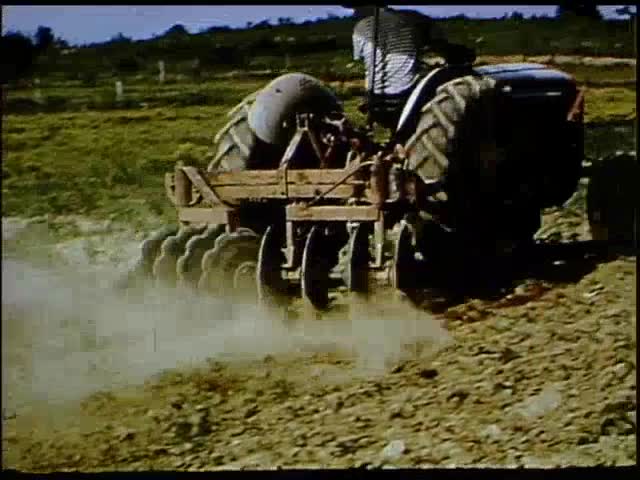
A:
[{"xmin": 2, "ymin": 199, "xmax": 636, "ymax": 470}]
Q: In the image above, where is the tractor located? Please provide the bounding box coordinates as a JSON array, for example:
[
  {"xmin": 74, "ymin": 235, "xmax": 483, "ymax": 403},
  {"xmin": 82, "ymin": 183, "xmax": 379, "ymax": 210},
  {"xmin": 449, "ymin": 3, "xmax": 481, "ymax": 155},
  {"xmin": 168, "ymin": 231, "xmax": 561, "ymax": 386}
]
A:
[{"xmin": 118, "ymin": 54, "xmax": 636, "ymax": 312}]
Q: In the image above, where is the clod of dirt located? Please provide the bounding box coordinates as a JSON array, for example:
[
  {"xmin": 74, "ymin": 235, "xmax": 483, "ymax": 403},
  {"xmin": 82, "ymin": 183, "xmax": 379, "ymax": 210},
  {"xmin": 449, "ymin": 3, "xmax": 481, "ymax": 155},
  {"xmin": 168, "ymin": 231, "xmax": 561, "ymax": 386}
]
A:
[
  {"xmin": 600, "ymin": 415, "xmax": 636, "ymax": 436},
  {"xmin": 188, "ymin": 412, "xmax": 211, "ymax": 437},
  {"xmin": 148, "ymin": 445, "xmax": 170, "ymax": 456},
  {"xmin": 2, "ymin": 203, "xmax": 637, "ymax": 471},
  {"xmin": 380, "ymin": 440, "xmax": 406, "ymax": 462},
  {"xmin": 116, "ymin": 429, "xmax": 136, "ymax": 442},
  {"xmin": 514, "ymin": 384, "xmax": 563, "ymax": 420},
  {"xmin": 480, "ymin": 424, "xmax": 504, "ymax": 442},
  {"xmin": 170, "ymin": 421, "xmax": 192, "ymax": 440},
  {"xmin": 447, "ymin": 389, "xmax": 470, "ymax": 405},
  {"xmin": 418, "ymin": 368, "xmax": 438, "ymax": 379},
  {"xmin": 499, "ymin": 347, "xmax": 520, "ymax": 363},
  {"xmin": 326, "ymin": 393, "xmax": 345, "ymax": 413},
  {"xmin": 391, "ymin": 363, "xmax": 406, "ymax": 374},
  {"xmin": 244, "ymin": 405, "xmax": 260, "ymax": 419},
  {"xmin": 388, "ymin": 403, "xmax": 414, "ymax": 420}
]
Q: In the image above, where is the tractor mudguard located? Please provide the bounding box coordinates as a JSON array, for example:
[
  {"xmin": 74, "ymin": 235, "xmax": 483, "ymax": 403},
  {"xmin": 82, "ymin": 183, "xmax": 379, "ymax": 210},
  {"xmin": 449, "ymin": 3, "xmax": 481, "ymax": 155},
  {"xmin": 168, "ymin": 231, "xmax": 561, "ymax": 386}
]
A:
[
  {"xmin": 396, "ymin": 62, "xmax": 574, "ymax": 142},
  {"xmin": 248, "ymin": 73, "xmax": 343, "ymax": 146},
  {"xmin": 395, "ymin": 65, "xmax": 477, "ymax": 142}
]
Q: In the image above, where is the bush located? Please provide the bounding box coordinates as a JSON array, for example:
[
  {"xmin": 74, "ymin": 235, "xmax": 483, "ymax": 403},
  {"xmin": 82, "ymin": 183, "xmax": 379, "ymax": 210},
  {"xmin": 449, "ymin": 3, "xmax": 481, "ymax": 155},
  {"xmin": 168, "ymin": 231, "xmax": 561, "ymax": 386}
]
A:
[
  {"xmin": 115, "ymin": 56, "xmax": 143, "ymax": 74},
  {"xmin": 86, "ymin": 90, "xmax": 139, "ymax": 111},
  {"xmin": 4, "ymin": 95, "xmax": 71, "ymax": 114},
  {"xmin": 172, "ymin": 92, "xmax": 209, "ymax": 106},
  {"xmin": 5, "ymin": 98, "xmax": 42, "ymax": 114},
  {"xmin": 79, "ymin": 70, "xmax": 99, "ymax": 87},
  {"xmin": 44, "ymin": 95, "xmax": 68, "ymax": 111}
]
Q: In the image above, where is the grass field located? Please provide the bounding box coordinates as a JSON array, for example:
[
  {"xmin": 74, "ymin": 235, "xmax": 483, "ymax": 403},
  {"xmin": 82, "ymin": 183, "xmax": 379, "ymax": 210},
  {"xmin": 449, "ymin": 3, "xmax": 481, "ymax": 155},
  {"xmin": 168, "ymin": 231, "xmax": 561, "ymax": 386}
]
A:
[{"xmin": 2, "ymin": 59, "xmax": 636, "ymax": 230}]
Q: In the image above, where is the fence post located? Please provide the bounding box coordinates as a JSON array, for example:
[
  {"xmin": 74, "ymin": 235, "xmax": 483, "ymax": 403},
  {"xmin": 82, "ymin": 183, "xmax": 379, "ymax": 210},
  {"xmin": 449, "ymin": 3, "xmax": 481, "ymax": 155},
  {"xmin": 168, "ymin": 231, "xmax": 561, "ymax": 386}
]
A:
[
  {"xmin": 158, "ymin": 60, "xmax": 166, "ymax": 84},
  {"xmin": 115, "ymin": 80, "xmax": 124, "ymax": 102},
  {"xmin": 33, "ymin": 77, "xmax": 43, "ymax": 103}
]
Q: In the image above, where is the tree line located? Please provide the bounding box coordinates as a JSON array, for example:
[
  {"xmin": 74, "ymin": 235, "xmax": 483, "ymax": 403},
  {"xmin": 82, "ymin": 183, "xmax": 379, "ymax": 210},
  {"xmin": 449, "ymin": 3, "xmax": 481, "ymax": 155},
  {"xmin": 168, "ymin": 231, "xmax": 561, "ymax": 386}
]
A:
[{"xmin": 1, "ymin": 4, "xmax": 635, "ymax": 84}]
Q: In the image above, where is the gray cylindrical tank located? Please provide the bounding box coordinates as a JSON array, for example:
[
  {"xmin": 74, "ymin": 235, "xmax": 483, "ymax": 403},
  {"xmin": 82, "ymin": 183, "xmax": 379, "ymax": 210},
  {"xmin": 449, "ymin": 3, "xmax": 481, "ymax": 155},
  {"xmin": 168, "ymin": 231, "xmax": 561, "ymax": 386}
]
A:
[{"xmin": 248, "ymin": 73, "xmax": 343, "ymax": 146}]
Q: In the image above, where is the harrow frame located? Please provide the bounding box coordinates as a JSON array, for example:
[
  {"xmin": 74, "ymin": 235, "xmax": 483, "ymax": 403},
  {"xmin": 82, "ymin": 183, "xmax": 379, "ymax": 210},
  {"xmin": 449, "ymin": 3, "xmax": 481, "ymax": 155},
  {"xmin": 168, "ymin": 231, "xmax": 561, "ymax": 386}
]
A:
[{"xmin": 163, "ymin": 113, "xmax": 422, "ymax": 309}]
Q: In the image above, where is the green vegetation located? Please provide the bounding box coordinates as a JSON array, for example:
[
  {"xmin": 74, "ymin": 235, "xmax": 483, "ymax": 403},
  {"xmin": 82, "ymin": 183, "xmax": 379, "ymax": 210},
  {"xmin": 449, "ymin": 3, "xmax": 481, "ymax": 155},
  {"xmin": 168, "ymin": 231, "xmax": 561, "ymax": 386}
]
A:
[
  {"xmin": 4, "ymin": 60, "xmax": 636, "ymax": 116},
  {"xmin": 585, "ymin": 87, "xmax": 637, "ymax": 123},
  {"xmin": 3, "ymin": 83, "xmax": 634, "ymax": 223},
  {"xmin": 2, "ymin": 106, "xmax": 232, "ymax": 224},
  {"xmin": 0, "ymin": 96, "xmax": 364, "ymax": 222}
]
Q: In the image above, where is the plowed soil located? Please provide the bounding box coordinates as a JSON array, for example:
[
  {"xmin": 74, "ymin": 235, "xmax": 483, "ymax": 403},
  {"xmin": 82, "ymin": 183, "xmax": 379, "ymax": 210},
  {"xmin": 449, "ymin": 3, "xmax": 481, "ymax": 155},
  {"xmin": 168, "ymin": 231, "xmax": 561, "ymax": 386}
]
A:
[{"xmin": 1, "ymin": 203, "xmax": 636, "ymax": 471}]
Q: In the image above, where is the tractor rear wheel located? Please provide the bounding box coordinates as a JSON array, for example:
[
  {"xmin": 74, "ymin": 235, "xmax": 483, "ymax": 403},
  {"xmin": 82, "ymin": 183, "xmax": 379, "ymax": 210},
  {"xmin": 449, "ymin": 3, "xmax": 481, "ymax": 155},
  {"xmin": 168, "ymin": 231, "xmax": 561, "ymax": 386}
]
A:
[
  {"xmin": 404, "ymin": 75, "xmax": 500, "ymax": 236},
  {"xmin": 207, "ymin": 91, "xmax": 271, "ymax": 172}
]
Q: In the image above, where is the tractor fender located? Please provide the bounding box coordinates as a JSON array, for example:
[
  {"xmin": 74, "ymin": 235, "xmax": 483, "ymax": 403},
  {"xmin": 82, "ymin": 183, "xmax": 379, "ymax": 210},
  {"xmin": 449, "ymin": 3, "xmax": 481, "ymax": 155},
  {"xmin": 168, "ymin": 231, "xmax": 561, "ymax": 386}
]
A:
[
  {"xmin": 396, "ymin": 65, "xmax": 478, "ymax": 142},
  {"xmin": 248, "ymin": 73, "xmax": 343, "ymax": 146}
]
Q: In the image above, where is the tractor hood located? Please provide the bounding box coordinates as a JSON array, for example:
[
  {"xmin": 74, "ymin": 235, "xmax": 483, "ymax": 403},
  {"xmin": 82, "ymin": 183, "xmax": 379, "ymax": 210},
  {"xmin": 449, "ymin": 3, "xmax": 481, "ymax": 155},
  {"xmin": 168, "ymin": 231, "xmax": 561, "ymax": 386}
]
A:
[{"xmin": 474, "ymin": 63, "xmax": 576, "ymax": 90}]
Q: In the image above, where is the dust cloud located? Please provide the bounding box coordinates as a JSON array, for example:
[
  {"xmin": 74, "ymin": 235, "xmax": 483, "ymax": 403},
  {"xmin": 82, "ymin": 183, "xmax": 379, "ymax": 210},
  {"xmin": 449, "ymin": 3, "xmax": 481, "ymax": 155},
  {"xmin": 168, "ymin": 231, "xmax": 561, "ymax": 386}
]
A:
[{"xmin": 2, "ymin": 252, "xmax": 452, "ymax": 414}]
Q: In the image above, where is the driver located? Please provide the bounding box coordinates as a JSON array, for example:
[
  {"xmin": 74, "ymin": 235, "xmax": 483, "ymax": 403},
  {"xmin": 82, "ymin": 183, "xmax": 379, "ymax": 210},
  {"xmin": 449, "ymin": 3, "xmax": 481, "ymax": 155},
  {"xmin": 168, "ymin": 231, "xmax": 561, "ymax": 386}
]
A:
[{"xmin": 343, "ymin": 5, "xmax": 476, "ymax": 128}]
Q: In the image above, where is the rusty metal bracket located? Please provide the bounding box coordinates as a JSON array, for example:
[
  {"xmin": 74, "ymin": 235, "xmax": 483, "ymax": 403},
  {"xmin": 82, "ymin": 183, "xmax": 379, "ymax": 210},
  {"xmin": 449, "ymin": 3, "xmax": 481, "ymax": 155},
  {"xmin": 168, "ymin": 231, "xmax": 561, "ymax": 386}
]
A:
[
  {"xmin": 372, "ymin": 215, "xmax": 385, "ymax": 268},
  {"xmin": 286, "ymin": 204, "xmax": 380, "ymax": 222},
  {"xmin": 277, "ymin": 113, "xmax": 335, "ymax": 199},
  {"xmin": 165, "ymin": 173, "xmax": 177, "ymax": 205},
  {"xmin": 278, "ymin": 128, "xmax": 304, "ymax": 197},
  {"xmin": 304, "ymin": 128, "xmax": 326, "ymax": 169},
  {"xmin": 167, "ymin": 167, "xmax": 202, "ymax": 207},
  {"xmin": 181, "ymin": 166, "xmax": 236, "ymax": 208},
  {"xmin": 567, "ymin": 88, "xmax": 585, "ymax": 122},
  {"xmin": 177, "ymin": 206, "xmax": 230, "ymax": 224},
  {"xmin": 307, "ymin": 160, "xmax": 375, "ymax": 206}
]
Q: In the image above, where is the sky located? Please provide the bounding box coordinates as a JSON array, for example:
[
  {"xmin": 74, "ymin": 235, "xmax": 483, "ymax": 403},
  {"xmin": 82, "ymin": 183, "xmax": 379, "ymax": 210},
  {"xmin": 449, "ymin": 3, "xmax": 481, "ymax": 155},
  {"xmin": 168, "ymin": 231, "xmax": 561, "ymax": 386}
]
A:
[{"xmin": 2, "ymin": 5, "xmax": 632, "ymax": 45}]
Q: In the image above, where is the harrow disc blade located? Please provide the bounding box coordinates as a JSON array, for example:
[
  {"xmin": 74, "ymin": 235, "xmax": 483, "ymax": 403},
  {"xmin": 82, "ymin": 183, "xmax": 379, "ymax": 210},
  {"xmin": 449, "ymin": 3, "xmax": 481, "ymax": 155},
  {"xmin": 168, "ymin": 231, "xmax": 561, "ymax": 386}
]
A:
[
  {"xmin": 233, "ymin": 260, "xmax": 258, "ymax": 296},
  {"xmin": 257, "ymin": 225, "xmax": 288, "ymax": 307},
  {"xmin": 153, "ymin": 226, "xmax": 205, "ymax": 287},
  {"xmin": 392, "ymin": 221, "xmax": 418, "ymax": 294},
  {"xmin": 140, "ymin": 226, "xmax": 180, "ymax": 275},
  {"xmin": 301, "ymin": 226, "xmax": 332, "ymax": 311},
  {"xmin": 345, "ymin": 223, "xmax": 371, "ymax": 295},
  {"xmin": 176, "ymin": 224, "xmax": 225, "ymax": 289},
  {"xmin": 198, "ymin": 230, "xmax": 261, "ymax": 300},
  {"xmin": 114, "ymin": 225, "xmax": 178, "ymax": 291}
]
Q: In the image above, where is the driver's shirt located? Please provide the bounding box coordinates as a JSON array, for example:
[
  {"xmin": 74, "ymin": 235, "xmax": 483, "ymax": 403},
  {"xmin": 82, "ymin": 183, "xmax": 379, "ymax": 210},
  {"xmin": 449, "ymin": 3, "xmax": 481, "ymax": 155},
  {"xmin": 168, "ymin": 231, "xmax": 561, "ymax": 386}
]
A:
[{"xmin": 353, "ymin": 9, "xmax": 445, "ymax": 96}]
